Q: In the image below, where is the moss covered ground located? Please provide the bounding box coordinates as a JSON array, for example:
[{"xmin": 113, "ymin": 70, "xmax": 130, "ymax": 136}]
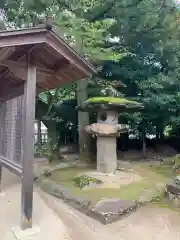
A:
[{"xmin": 48, "ymin": 162, "xmax": 172, "ymax": 204}]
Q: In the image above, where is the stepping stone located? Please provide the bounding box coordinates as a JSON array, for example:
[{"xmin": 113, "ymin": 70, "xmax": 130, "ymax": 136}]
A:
[
  {"xmin": 166, "ymin": 183, "xmax": 180, "ymax": 195},
  {"xmin": 90, "ymin": 198, "xmax": 138, "ymax": 224}
]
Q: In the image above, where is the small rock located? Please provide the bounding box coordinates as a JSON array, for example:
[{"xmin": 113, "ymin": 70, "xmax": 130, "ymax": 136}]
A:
[
  {"xmin": 117, "ymin": 161, "xmax": 135, "ymax": 173},
  {"xmin": 166, "ymin": 183, "xmax": 180, "ymax": 195},
  {"xmin": 174, "ymin": 175, "xmax": 180, "ymax": 185}
]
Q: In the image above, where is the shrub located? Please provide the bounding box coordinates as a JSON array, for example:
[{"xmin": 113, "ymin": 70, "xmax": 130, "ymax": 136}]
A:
[{"xmin": 73, "ymin": 175, "xmax": 102, "ymax": 189}]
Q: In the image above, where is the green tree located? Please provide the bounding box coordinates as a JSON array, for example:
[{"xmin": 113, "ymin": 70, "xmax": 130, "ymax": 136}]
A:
[
  {"xmin": 2, "ymin": 0, "xmax": 180, "ymax": 159},
  {"xmin": 2, "ymin": 0, "xmax": 122, "ymax": 161}
]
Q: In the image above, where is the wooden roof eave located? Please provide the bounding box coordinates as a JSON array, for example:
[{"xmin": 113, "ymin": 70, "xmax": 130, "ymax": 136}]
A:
[
  {"xmin": 45, "ymin": 30, "xmax": 96, "ymax": 76},
  {"xmin": 0, "ymin": 26, "xmax": 97, "ymax": 77},
  {"xmin": 0, "ymin": 25, "xmax": 97, "ymax": 102}
]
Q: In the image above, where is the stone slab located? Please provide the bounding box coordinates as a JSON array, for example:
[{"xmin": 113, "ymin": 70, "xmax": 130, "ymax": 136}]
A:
[
  {"xmin": 166, "ymin": 183, "xmax": 180, "ymax": 195},
  {"xmin": 12, "ymin": 226, "xmax": 40, "ymax": 240},
  {"xmin": 90, "ymin": 199, "xmax": 138, "ymax": 224},
  {"xmin": 37, "ymin": 177, "xmax": 91, "ymax": 209}
]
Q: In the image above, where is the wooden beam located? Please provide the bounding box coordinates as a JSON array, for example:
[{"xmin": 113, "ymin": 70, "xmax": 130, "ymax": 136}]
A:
[
  {"xmin": 0, "ymin": 156, "xmax": 22, "ymax": 177},
  {"xmin": 0, "ymin": 47, "xmax": 15, "ymax": 61},
  {"xmin": 0, "ymin": 45, "xmax": 37, "ymax": 94},
  {"xmin": 0, "ymin": 60, "xmax": 67, "ymax": 82},
  {"xmin": 21, "ymin": 54, "xmax": 36, "ymax": 230},
  {"xmin": 0, "ymin": 30, "xmax": 46, "ymax": 48},
  {"xmin": 46, "ymin": 33, "xmax": 96, "ymax": 76},
  {"xmin": 0, "ymin": 28, "xmax": 96, "ymax": 78}
]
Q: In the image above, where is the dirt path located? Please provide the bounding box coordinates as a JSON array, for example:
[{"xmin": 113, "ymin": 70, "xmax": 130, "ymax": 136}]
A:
[
  {"xmin": 2, "ymin": 167, "xmax": 180, "ymax": 240},
  {"xmin": 38, "ymin": 190, "xmax": 180, "ymax": 240},
  {"xmin": 38, "ymin": 189, "xmax": 120, "ymax": 240},
  {"xmin": 107, "ymin": 205, "xmax": 180, "ymax": 240},
  {"xmin": 0, "ymin": 170, "xmax": 71, "ymax": 240}
]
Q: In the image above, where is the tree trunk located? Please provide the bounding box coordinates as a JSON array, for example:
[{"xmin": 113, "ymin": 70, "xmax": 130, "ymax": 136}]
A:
[
  {"xmin": 159, "ymin": 126, "xmax": 164, "ymax": 142},
  {"xmin": 77, "ymin": 79, "xmax": 91, "ymax": 162},
  {"xmin": 36, "ymin": 99, "xmax": 60, "ymax": 162},
  {"xmin": 142, "ymin": 134, "xmax": 146, "ymax": 159},
  {"xmin": 47, "ymin": 124, "xmax": 59, "ymax": 162},
  {"xmin": 177, "ymin": 128, "xmax": 180, "ymax": 153},
  {"xmin": 156, "ymin": 123, "xmax": 164, "ymax": 147}
]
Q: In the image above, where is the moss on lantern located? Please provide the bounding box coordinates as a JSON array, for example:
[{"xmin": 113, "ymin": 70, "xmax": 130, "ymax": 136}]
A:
[
  {"xmin": 77, "ymin": 96, "xmax": 143, "ymax": 112},
  {"xmin": 87, "ymin": 97, "xmax": 139, "ymax": 105}
]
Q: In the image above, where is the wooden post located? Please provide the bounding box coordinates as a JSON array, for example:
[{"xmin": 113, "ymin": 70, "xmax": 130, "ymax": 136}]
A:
[
  {"xmin": 21, "ymin": 55, "xmax": 36, "ymax": 230},
  {"xmin": 0, "ymin": 103, "xmax": 4, "ymax": 191}
]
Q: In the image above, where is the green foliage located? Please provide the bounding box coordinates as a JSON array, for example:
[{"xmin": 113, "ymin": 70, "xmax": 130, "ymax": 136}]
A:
[
  {"xmin": 43, "ymin": 169, "xmax": 52, "ymax": 177},
  {"xmin": 2, "ymin": 0, "xmax": 180, "ymax": 155},
  {"xmin": 73, "ymin": 174, "xmax": 101, "ymax": 189},
  {"xmin": 35, "ymin": 142, "xmax": 59, "ymax": 160},
  {"xmin": 35, "ymin": 145, "xmax": 49, "ymax": 157},
  {"xmin": 54, "ymin": 10, "xmax": 122, "ymax": 62}
]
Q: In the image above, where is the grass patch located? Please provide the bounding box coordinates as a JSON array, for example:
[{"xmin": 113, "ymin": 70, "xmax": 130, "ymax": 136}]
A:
[
  {"xmin": 48, "ymin": 163, "xmax": 171, "ymax": 204},
  {"xmin": 149, "ymin": 164, "xmax": 174, "ymax": 177},
  {"xmin": 59, "ymin": 180, "xmax": 157, "ymax": 204}
]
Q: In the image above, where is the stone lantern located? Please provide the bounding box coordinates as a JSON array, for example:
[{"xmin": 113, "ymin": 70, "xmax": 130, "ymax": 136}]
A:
[{"xmin": 77, "ymin": 97, "xmax": 143, "ymax": 174}]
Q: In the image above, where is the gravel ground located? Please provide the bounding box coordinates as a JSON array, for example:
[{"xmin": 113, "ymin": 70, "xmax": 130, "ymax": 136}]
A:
[{"xmin": 39, "ymin": 190, "xmax": 180, "ymax": 240}]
